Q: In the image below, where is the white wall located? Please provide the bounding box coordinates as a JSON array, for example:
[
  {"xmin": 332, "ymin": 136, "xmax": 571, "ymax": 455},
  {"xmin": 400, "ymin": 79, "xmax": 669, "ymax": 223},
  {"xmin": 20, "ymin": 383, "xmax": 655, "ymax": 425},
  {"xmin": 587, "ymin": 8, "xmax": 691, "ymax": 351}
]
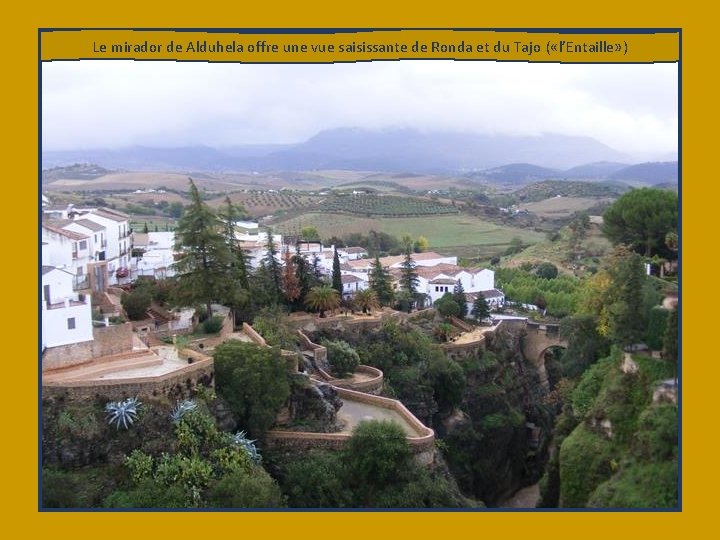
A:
[
  {"xmin": 41, "ymin": 269, "xmax": 93, "ymax": 348},
  {"xmin": 42, "ymin": 227, "xmax": 92, "ymax": 287}
]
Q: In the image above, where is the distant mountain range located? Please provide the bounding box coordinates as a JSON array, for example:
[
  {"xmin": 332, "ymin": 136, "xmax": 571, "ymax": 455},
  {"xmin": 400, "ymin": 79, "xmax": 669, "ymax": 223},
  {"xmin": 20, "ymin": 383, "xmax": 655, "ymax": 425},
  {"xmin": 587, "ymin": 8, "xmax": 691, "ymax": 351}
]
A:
[
  {"xmin": 43, "ymin": 127, "xmax": 653, "ymax": 172},
  {"xmin": 41, "ymin": 128, "xmax": 677, "ymax": 185},
  {"xmin": 463, "ymin": 161, "xmax": 677, "ymax": 185}
]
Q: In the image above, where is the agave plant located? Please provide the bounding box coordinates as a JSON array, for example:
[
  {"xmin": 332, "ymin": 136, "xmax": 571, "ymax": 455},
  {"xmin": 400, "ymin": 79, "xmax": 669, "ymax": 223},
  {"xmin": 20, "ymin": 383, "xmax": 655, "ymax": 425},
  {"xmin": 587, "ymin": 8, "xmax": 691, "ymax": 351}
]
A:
[
  {"xmin": 105, "ymin": 396, "xmax": 142, "ymax": 429},
  {"xmin": 233, "ymin": 430, "xmax": 261, "ymax": 463},
  {"xmin": 170, "ymin": 399, "xmax": 198, "ymax": 423}
]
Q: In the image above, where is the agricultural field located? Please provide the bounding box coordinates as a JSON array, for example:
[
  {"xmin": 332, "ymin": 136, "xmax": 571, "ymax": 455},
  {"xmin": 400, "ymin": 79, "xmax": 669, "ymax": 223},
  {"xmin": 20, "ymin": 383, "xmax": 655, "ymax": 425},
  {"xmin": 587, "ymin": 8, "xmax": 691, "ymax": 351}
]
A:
[
  {"xmin": 43, "ymin": 172, "xmax": 199, "ymax": 192},
  {"xmin": 271, "ymin": 212, "xmax": 545, "ymax": 259},
  {"xmin": 519, "ymin": 196, "xmax": 614, "ymax": 219},
  {"xmin": 206, "ymin": 191, "xmax": 323, "ymax": 218},
  {"xmin": 130, "ymin": 217, "xmax": 179, "ymax": 232},
  {"xmin": 319, "ymin": 194, "xmax": 459, "ymax": 216}
]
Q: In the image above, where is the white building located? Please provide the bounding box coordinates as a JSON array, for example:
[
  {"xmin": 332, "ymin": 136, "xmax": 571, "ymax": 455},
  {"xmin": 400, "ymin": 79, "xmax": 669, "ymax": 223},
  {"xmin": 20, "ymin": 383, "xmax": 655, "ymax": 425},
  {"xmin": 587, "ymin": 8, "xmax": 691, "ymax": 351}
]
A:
[
  {"xmin": 464, "ymin": 289, "xmax": 507, "ymax": 315},
  {"xmin": 43, "ymin": 206, "xmax": 133, "ymax": 287},
  {"xmin": 338, "ymin": 247, "xmax": 368, "ymax": 261},
  {"xmin": 341, "ymin": 274, "xmax": 369, "ymax": 299},
  {"xmin": 387, "ymin": 262, "xmax": 502, "ymax": 309},
  {"xmin": 41, "ymin": 266, "xmax": 93, "ymax": 349},
  {"xmin": 41, "ymin": 224, "xmax": 92, "ymax": 291},
  {"xmin": 134, "ymin": 231, "xmax": 177, "ymax": 279},
  {"xmin": 77, "ymin": 208, "xmax": 132, "ymax": 281}
]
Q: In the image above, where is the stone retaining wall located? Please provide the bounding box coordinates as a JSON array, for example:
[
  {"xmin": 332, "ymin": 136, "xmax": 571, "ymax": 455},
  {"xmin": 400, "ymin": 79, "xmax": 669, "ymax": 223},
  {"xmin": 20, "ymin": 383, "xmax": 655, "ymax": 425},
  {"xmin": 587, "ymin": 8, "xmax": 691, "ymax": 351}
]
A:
[
  {"xmin": 325, "ymin": 365, "xmax": 384, "ymax": 395},
  {"xmin": 242, "ymin": 322, "xmax": 267, "ymax": 346},
  {"xmin": 441, "ymin": 336, "xmax": 486, "ymax": 361},
  {"xmin": 265, "ymin": 385, "xmax": 435, "ymax": 456},
  {"xmin": 42, "ymin": 358, "xmax": 214, "ymax": 402},
  {"xmin": 42, "ymin": 323, "xmax": 134, "ymax": 371}
]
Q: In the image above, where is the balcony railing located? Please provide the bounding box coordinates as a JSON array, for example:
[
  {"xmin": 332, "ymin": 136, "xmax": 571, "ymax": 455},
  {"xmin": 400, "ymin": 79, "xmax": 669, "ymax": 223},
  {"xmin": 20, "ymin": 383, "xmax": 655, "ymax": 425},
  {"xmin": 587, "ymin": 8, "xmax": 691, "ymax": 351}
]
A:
[
  {"xmin": 44, "ymin": 297, "xmax": 87, "ymax": 310},
  {"xmin": 73, "ymin": 275, "xmax": 89, "ymax": 291}
]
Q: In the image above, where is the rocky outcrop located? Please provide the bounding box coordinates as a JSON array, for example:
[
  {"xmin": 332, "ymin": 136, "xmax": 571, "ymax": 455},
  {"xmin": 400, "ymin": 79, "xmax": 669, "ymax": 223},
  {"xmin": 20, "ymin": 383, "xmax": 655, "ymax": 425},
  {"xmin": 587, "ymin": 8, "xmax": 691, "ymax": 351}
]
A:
[{"xmin": 285, "ymin": 374, "xmax": 343, "ymax": 433}]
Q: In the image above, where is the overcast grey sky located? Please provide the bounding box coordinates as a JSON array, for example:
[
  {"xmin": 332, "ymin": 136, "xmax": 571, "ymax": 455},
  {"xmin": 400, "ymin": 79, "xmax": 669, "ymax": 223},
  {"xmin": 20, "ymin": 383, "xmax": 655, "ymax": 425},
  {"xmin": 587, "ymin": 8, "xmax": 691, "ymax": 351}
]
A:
[{"xmin": 42, "ymin": 60, "xmax": 678, "ymax": 158}]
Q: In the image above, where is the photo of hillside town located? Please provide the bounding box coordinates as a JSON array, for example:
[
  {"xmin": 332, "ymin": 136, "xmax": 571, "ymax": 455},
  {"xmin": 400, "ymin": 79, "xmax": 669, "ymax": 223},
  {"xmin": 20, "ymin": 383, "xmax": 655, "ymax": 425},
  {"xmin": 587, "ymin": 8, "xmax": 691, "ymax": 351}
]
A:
[{"xmin": 40, "ymin": 59, "xmax": 679, "ymax": 509}]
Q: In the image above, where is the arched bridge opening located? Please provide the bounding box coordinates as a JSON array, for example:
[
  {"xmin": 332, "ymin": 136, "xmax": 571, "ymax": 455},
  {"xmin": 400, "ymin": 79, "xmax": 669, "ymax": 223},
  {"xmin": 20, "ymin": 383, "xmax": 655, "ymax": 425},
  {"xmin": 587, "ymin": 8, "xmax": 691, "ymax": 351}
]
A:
[{"xmin": 521, "ymin": 322, "xmax": 568, "ymax": 388}]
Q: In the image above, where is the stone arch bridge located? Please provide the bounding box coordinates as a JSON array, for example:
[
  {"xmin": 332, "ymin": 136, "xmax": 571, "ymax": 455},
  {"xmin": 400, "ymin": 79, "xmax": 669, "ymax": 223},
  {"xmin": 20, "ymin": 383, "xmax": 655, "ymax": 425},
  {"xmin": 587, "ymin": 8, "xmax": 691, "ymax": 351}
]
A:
[{"xmin": 521, "ymin": 322, "xmax": 568, "ymax": 388}]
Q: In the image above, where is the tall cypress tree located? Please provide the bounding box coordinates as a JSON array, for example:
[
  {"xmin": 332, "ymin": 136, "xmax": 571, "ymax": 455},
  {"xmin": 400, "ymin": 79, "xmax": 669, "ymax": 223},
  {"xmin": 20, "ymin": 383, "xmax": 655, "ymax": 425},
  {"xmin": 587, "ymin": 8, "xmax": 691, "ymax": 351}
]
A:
[
  {"xmin": 282, "ymin": 246, "xmax": 300, "ymax": 308},
  {"xmin": 173, "ymin": 179, "xmax": 231, "ymax": 316},
  {"xmin": 332, "ymin": 246, "xmax": 343, "ymax": 296},
  {"xmin": 607, "ymin": 249, "xmax": 646, "ymax": 348}
]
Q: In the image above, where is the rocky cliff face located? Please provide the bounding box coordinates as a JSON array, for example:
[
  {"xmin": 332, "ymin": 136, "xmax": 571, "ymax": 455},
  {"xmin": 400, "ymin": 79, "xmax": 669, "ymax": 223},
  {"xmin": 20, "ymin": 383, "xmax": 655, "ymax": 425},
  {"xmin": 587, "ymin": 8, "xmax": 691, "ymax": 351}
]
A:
[{"xmin": 441, "ymin": 323, "xmax": 554, "ymax": 506}]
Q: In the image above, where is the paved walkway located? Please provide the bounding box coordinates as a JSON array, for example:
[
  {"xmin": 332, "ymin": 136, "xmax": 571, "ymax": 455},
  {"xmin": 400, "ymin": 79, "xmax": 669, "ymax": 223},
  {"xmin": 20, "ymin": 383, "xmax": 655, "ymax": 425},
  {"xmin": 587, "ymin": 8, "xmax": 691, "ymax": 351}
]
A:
[
  {"xmin": 451, "ymin": 323, "xmax": 499, "ymax": 345},
  {"xmin": 336, "ymin": 399, "xmax": 421, "ymax": 436}
]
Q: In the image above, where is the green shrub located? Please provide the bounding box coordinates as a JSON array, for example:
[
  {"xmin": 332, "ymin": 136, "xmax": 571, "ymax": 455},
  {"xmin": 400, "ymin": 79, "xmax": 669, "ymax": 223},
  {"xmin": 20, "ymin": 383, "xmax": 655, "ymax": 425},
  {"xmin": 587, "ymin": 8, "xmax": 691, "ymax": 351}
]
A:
[
  {"xmin": 121, "ymin": 288, "xmax": 151, "ymax": 321},
  {"xmin": 570, "ymin": 356, "xmax": 614, "ymax": 417},
  {"xmin": 587, "ymin": 461, "xmax": 678, "ymax": 508},
  {"xmin": 633, "ymin": 404, "xmax": 678, "ymax": 461},
  {"xmin": 202, "ymin": 315, "xmax": 225, "ymax": 334},
  {"xmin": 322, "ymin": 339, "xmax": 360, "ymax": 378},
  {"xmin": 559, "ymin": 423, "xmax": 616, "ymax": 507}
]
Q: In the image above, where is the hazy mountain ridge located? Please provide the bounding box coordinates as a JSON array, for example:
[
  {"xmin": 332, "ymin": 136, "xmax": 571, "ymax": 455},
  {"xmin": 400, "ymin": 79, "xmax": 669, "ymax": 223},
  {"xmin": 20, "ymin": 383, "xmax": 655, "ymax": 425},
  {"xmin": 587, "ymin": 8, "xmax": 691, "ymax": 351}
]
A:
[{"xmin": 43, "ymin": 127, "xmax": 631, "ymax": 173}]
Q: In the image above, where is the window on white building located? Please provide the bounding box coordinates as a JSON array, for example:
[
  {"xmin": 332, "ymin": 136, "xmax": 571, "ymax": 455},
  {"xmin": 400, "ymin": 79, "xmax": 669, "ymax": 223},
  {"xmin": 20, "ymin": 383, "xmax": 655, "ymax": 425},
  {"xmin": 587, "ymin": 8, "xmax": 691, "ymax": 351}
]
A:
[
  {"xmin": 76, "ymin": 267, "xmax": 83, "ymax": 275},
  {"xmin": 79, "ymin": 240, "xmax": 87, "ymax": 250},
  {"xmin": 67, "ymin": 318, "xmax": 76, "ymax": 330}
]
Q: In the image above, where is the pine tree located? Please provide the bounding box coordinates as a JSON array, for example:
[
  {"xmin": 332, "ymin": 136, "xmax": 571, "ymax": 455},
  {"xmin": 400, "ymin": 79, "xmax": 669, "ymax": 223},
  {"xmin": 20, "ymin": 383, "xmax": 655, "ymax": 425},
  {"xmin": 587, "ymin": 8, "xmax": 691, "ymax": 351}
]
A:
[
  {"xmin": 332, "ymin": 246, "xmax": 343, "ymax": 296},
  {"xmin": 453, "ymin": 280, "xmax": 468, "ymax": 319},
  {"xmin": 472, "ymin": 294, "xmax": 491, "ymax": 322},
  {"xmin": 219, "ymin": 196, "xmax": 250, "ymax": 289},
  {"xmin": 369, "ymin": 256, "xmax": 394, "ymax": 306},
  {"xmin": 311, "ymin": 254, "xmax": 324, "ymax": 283},
  {"xmin": 173, "ymin": 179, "xmax": 231, "ymax": 315},
  {"xmin": 399, "ymin": 250, "xmax": 419, "ymax": 309},
  {"xmin": 263, "ymin": 228, "xmax": 283, "ymax": 301}
]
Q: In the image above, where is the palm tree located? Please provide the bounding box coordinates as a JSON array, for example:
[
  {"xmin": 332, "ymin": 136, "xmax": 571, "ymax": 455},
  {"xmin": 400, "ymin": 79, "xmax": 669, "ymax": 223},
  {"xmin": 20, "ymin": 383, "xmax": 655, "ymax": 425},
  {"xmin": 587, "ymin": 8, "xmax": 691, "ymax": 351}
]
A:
[
  {"xmin": 353, "ymin": 289, "xmax": 380, "ymax": 315},
  {"xmin": 305, "ymin": 285, "xmax": 341, "ymax": 318}
]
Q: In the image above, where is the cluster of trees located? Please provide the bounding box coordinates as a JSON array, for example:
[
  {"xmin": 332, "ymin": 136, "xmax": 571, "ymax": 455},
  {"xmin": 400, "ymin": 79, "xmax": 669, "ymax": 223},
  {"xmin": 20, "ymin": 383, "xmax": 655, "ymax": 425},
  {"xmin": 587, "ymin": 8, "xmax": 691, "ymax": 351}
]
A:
[
  {"xmin": 339, "ymin": 230, "xmax": 428, "ymax": 257},
  {"xmin": 602, "ymin": 187, "xmax": 678, "ymax": 259},
  {"xmin": 272, "ymin": 420, "xmax": 471, "ymax": 508},
  {"xmin": 213, "ymin": 340, "xmax": 290, "ymax": 437},
  {"xmin": 172, "ymin": 180, "xmax": 347, "ymax": 321},
  {"xmin": 495, "ymin": 267, "xmax": 581, "ymax": 317},
  {"xmin": 321, "ymin": 320, "xmax": 467, "ymax": 420}
]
